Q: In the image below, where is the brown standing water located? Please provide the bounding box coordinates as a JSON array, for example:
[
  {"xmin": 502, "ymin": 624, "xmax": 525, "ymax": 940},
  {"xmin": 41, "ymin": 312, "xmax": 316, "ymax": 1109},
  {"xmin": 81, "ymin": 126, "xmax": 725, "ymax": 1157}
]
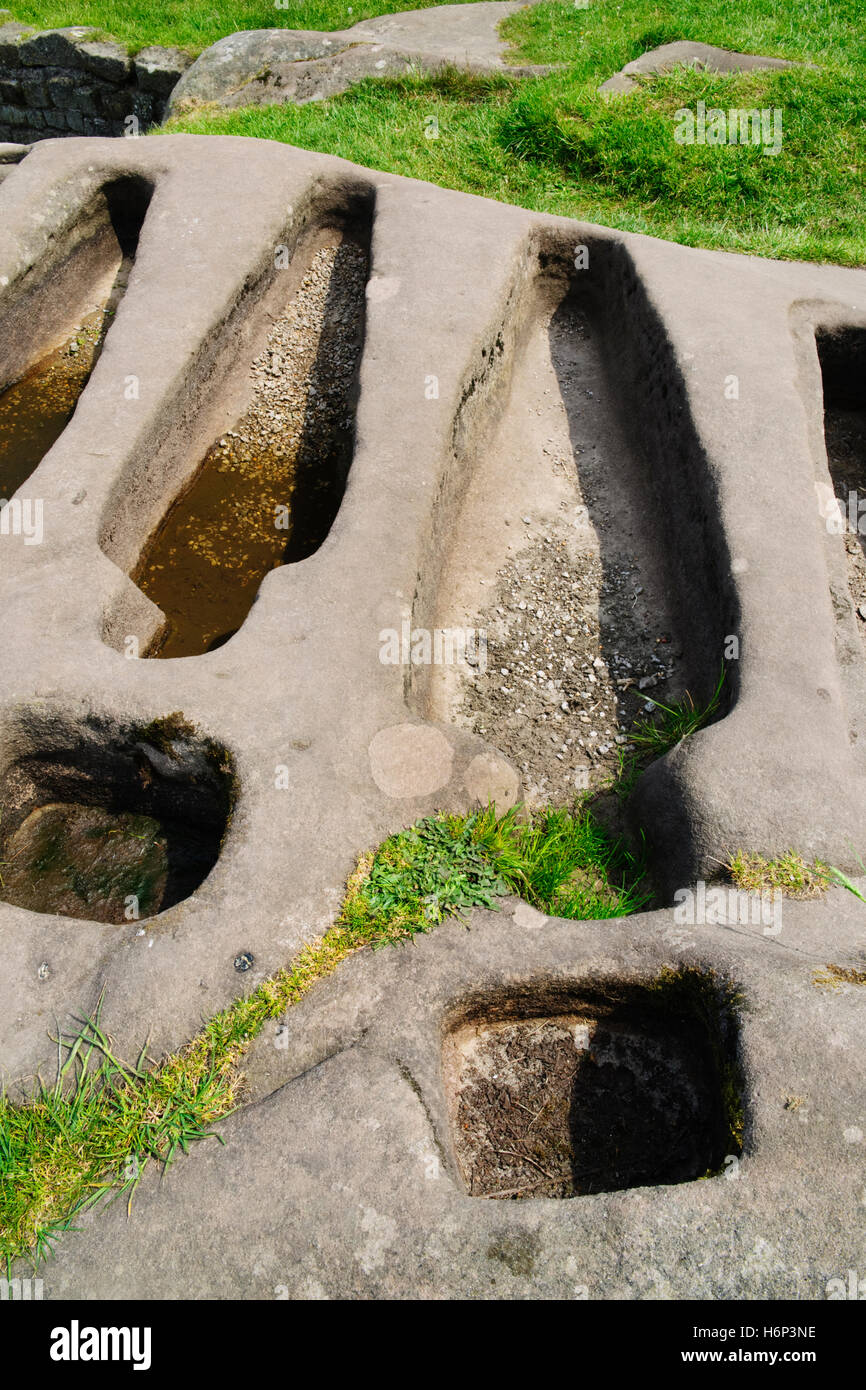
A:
[
  {"xmin": 0, "ymin": 717, "xmax": 235, "ymax": 924},
  {"xmin": 0, "ymin": 791, "xmax": 227, "ymax": 923},
  {"xmin": 0, "ymin": 259, "xmax": 133, "ymax": 499},
  {"xmin": 2, "ymin": 803, "xmax": 174, "ymax": 923},
  {"xmin": 133, "ymin": 232, "xmax": 369, "ymax": 658}
]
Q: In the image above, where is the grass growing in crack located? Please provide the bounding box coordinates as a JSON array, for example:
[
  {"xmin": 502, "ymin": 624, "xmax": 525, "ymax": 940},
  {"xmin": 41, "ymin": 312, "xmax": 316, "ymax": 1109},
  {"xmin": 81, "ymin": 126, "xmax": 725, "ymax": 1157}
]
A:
[
  {"xmin": 471, "ymin": 804, "xmax": 649, "ymax": 918},
  {"xmin": 629, "ymin": 667, "xmax": 725, "ymax": 761},
  {"xmin": 823, "ymin": 847, "xmax": 866, "ymax": 904},
  {"xmin": 342, "ymin": 805, "xmax": 649, "ymax": 941},
  {"xmin": 344, "ymin": 813, "xmax": 512, "ymax": 936},
  {"xmin": 0, "ymin": 1002, "xmax": 233, "ymax": 1269},
  {"xmin": 727, "ymin": 851, "xmax": 829, "ymax": 898},
  {"xmin": 608, "ymin": 668, "xmax": 726, "ymax": 801},
  {"xmin": 0, "ymin": 801, "xmax": 644, "ymax": 1265}
]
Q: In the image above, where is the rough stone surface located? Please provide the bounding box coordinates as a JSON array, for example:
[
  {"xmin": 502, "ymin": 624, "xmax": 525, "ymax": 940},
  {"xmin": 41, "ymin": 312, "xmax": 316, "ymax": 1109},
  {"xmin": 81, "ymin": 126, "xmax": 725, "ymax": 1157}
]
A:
[
  {"xmin": 132, "ymin": 44, "xmax": 193, "ymax": 96},
  {"xmin": 22, "ymin": 888, "xmax": 866, "ymax": 1298},
  {"xmin": 78, "ymin": 39, "xmax": 133, "ymax": 83},
  {"xmin": 0, "ymin": 134, "xmax": 864, "ymax": 1296},
  {"xmin": 600, "ymin": 40, "xmax": 805, "ymax": 95},
  {"xmin": 18, "ymin": 26, "xmax": 97, "ymax": 68},
  {"xmin": 168, "ymin": 4, "xmax": 553, "ymax": 114}
]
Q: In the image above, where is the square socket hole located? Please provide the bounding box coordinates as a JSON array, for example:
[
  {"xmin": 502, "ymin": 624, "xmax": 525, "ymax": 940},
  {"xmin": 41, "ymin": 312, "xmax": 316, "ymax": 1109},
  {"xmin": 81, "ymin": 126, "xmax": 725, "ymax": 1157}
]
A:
[{"xmin": 443, "ymin": 970, "xmax": 743, "ymax": 1199}]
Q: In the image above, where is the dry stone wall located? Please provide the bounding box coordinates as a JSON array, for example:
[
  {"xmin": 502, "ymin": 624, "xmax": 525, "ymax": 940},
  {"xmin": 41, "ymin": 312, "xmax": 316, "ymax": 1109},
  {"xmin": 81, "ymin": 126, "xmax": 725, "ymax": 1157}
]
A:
[{"xmin": 0, "ymin": 19, "xmax": 190, "ymax": 141}]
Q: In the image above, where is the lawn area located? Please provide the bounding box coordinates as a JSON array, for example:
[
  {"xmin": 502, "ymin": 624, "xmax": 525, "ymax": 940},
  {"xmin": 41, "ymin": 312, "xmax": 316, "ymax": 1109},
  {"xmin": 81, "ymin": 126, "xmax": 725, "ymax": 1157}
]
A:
[
  {"xmin": 157, "ymin": 0, "xmax": 865, "ymax": 267},
  {"xmin": 3, "ymin": 1, "xmax": 862, "ymax": 262},
  {"xmin": 1, "ymin": 0, "xmax": 472, "ymax": 52}
]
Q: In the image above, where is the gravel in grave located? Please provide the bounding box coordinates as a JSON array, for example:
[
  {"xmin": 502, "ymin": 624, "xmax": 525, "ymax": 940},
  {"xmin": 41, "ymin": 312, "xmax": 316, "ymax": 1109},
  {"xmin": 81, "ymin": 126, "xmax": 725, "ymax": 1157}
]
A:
[
  {"xmin": 842, "ymin": 528, "xmax": 866, "ymax": 643},
  {"xmin": 462, "ymin": 538, "xmax": 678, "ymax": 806}
]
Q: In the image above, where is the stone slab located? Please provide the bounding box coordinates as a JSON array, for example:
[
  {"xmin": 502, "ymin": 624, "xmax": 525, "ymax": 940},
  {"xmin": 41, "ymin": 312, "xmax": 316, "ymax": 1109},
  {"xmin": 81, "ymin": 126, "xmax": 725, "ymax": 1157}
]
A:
[
  {"xmin": 0, "ymin": 134, "xmax": 863, "ymax": 1296},
  {"xmin": 600, "ymin": 40, "xmax": 805, "ymax": 95},
  {"xmin": 0, "ymin": 133, "xmax": 862, "ymax": 1086},
  {"xmin": 25, "ymin": 891, "xmax": 866, "ymax": 1298},
  {"xmin": 168, "ymin": 4, "xmax": 553, "ymax": 114}
]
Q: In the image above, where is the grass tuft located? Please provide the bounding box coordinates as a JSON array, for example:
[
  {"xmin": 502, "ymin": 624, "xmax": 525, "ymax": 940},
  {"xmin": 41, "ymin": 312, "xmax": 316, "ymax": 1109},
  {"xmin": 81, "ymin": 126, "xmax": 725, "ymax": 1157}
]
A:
[
  {"xmin": 607, "ymin": 667, "xmax": 726, "ymax": 801},
  {"xmin": 727, "ymin": 850, "xmax": 829, "ymax": 898},
  {"xmin": 472, "ymin": 804, "xmax": 649, "ymax": 918},
  {"xmin": 824, "ymin": 847, "xmax": 866, "ymax": 903},
  {"xmin": 813, "ymin": 962, "xmax": 866, "ymax": 991},
  {"xmin": 629, "ymin": 667, "xmax": 726, "ymax": 761}
]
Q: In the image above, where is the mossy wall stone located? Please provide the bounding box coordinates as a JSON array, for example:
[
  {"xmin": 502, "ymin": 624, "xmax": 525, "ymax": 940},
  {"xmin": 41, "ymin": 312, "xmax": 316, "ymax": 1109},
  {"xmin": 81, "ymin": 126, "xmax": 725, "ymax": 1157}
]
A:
[{"xmin": 0, "ymin": 21, "xmax": 190, "ymax": 141}]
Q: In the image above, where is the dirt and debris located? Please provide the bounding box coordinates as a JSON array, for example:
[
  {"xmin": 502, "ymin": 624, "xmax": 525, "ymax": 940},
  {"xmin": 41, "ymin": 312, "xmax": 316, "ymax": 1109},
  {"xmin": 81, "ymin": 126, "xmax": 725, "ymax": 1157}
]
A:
[
  {"xmin": 427, "ymin": 287, "xmax": 685, "ymax": 805},
  {"xmin": 825, "ymin": 406, "xmax": 866, "ymax": 652},
  {"xmin": 447, "ymin": 1011, "xmax": 725, "ymax": 1200},
  {"xmin": 463, "ymin": 539, "xmax": 678, "ymax": 804}
]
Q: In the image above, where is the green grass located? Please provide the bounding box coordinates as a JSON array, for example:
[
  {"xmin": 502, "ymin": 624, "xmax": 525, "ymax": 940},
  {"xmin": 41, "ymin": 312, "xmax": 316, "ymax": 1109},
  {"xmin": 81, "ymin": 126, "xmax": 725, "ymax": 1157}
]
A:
[
  {"xmin": 7, "ymin": 1, "xmax": 862, "ymax": 260},
  {"xmin": 628, "ymin": 667, "xmax": 726, "ymax": 761},
  {"xmin": 502, "ymin": 0, "xmax": 866, "ymax": 71},
  {"xmin": 2, "ymin": 0, "xmax": 479, "ymax": 54},
  {"xmin": 160, "ymin": 0, "xmax": 865, "ymax": 266},
  {"xmin": 824, "ymin": 848, "xmax": 866, "ymax": 904},
  {"xmin": 826, "ymin": 867, "xmax": 866, "ymax": 902},
  {"xmin": 0, "ymin": 799, "xmax": 645, "ymax": 1266},
  {"xmin": 344, "ymin": 805, "xmax": 650, "ymax": 934},
  {"xmin": 727, "ymin": 850, "xmax": 829, "ymax": 898},
  {"xmin": 471, "ymin": 803, "xmax": 649, "ymax": 918},
  {"xmin": 604, "ymin": 667, "xmax": 726, "ymax": 801}
]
